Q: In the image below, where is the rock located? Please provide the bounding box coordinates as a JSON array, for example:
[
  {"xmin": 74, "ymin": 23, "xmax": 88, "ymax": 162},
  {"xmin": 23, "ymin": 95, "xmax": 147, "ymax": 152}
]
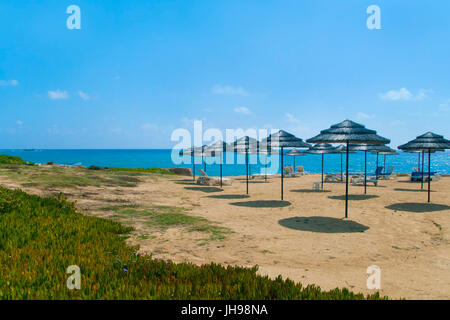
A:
[
  {"xmin": 167, "ymin": 167, "xmax": 192, "ymax": 176},
  {"xmin": 88, "ymin": 165, "xmax": 106, "ymax": 170}
]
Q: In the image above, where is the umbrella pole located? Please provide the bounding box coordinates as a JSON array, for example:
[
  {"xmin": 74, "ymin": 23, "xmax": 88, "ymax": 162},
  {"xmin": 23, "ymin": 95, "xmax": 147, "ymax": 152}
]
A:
[
  {"xmin": 220, "ymin": 153, "xmax": 223, "ymax": 188},
  {"xmin": 421, "ymin": 150, "xmax": 424, "ymax": 190},
  {"xmin": 321, "ymin": 154, "xmax": 324, "ymax": 190},
  {"xmin": 345, "ymin": 142, "xmax": 349, "ymax": 218},
  {"xmin": 246, "ymin": 150, "xmax": 249, "ymax": 194},
  {"xmin": 364, "ymin": 151, "xmax": 367, "ymax": 195},
  {"xmin": 294, "ymin": 156, "xmax": 296, "ymax": 172},
  {"xmin": 265, "ymin": 161, "xmax": 267, "ymax": 182},
  {"xmin": 376, "ymin": 152, "xmax": 379, "ymax": 179},
  {"xmin": 384, "ymin": 154, "xmax": 386, "ymax": 173},
  {"xmin": 281, "ymin": 147, "xmax": 284, "ymax": 200},
  {"xmin": 341, "ymin": 153, "xmax": 343, "ymax": 182},
  {"xmin": 192, "ymin": 154, "xmax": 195, "ymax": 181},
  {"xmin": 428, "ymin": 149, "xmax": 431, "ymax": 203},
  {"xmin": 203, "ymin": 156, "xmax": 206, "ymax": 173}
]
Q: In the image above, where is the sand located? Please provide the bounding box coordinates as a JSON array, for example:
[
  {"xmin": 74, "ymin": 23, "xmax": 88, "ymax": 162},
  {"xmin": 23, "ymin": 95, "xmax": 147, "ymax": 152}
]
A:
[
  {"xmin": 2, "ymin": 169, "xmax": 450, "ymax": 299},
  {"xmin": 128, "ymin": 173, "xmax": 450, "ymax": 299}
]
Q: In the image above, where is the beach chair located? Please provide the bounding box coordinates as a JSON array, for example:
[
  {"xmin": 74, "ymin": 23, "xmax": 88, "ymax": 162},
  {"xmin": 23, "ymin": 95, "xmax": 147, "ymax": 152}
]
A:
[
  {"xmin": 325, "ymin": 173, "xmax": 342, "ymax": 182},
  {"xmin": 410, "ymin": 171, "xmax": 437, "ymax": 182},
  {"xmin": 351, "ymin": 175, "xmax": 378, "ymax": 186},
  {"xmin": 313, "ymin": 182, "xmax": 321, "ymax": 190},
  {"xmin": 296, "ymin": 166, "xmax": 309, "ymax": 175},
  {"xmin": 283, "ymin": 166, "xmax": 301, "ymax": 178},
  {"xmin": 197, "ymin": 169, "xmax": 233, "ymax": 186},
  {"xmin": 379, "ymin": 166, "xmax": 395, "ymax": 180}
]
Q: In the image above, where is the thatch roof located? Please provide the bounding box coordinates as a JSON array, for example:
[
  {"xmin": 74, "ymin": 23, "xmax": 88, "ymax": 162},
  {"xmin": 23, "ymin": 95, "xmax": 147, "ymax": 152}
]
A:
[
  {"xmin": 332, "ymin": 145, "xmax": 356, "ymax": 154},
  {"xmin": 349, "ymin": 144, "xmax": 395, "ymax": 152},
  {"xmin": 398, "ymin": 132, "xmax": 450, "ymax": 151},
  {"xmin": 305, "ymin": 143, "xmax": 338, "ymax": 154},
  {"xmin": 307, "ymin": 120, "xmax": 390, "ymax": 145},
  {"xmin": 260, "ymin": 130, "xmax": 311, "ymax": 148},
  {"xmin": 228, "ymin": 136, "xmax": 259, "ymax": 153},
  {"xmin": 285, "ymin": 148, "xmax": 305, "ymax": 156}
]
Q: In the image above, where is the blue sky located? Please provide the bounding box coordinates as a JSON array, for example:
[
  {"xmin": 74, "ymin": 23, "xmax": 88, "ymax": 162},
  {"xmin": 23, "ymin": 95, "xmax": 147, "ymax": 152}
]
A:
[{"xmin": 1, "ymin": 0, "xmax": 449, "ymax": 148}]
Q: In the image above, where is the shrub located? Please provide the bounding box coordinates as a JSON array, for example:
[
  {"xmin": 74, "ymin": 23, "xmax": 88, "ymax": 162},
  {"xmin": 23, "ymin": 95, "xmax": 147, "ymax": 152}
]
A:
[
  {"xmin": 0, "ymin": 155, "xmax": 28, "ymax": 165},
  {"xmin": 108, "ymin": 167, "xmax": 175, "ymax": 175},
  {"xmin": 0, "ymin": 187, "xmax": 386, "ymax": 300}
]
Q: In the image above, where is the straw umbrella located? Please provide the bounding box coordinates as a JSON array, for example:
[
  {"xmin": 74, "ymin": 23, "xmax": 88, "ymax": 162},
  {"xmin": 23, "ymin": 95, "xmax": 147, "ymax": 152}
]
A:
[
  {"xmin": 285, "ymin": 149, "xmax": 305, "ymax": 172},
  {"xmin": 398, "ymin": 132, "xmax": 450, "ymax": 202},
  {"xmin": 228, "ymin": 136, "xmax": 259, "ymax": 194},
  {"xmin": 179, "ymin": 146, "xmax": 203, "ymax": 181},
  {"xmin": 260, "ymin": 130, "xmax": 311, "ymax": 200},
  {"xmin": 258, "ymin": 148, "xmax": 279, "ymax": 182},
  {"xmin": 305, "ymin": 144, "xmax": 337, "ymax": 190},
  {"xmin": 349, "ymin": 144, "xmax": 394, "ymax": 194},
  {"xmin": 307, "ymin": 120, "xmax": 390, "ymax": 218},
  {"xmin": 205, "ymin": 140, "xmax": 227, "ymax": 188},
  {"xmin": 370, "ymin": 148, "xmax": 398, "ymax": 175},
  {"xmin": 333, "ymin": 145, "xmax": 356, "ymax": 182}
]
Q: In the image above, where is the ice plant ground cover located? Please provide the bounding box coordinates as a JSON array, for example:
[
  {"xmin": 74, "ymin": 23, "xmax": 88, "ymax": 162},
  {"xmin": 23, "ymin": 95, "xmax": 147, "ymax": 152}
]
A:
[{"xmin": 0, "ymin": 186, "xmax": 386, "ymax": 300}]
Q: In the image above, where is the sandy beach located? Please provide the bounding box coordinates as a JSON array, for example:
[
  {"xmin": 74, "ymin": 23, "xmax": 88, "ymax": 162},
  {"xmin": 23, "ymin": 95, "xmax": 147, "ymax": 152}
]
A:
[{"xmin": 1, "ymin": 167, "xmax": 449, "ymax": 299}]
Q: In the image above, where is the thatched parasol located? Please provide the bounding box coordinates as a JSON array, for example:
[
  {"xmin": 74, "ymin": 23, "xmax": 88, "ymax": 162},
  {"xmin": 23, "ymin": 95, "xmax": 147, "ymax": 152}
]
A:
[
  {"xmin": 260, "ymin": 130, "xmax": 311, "ymax": 200},
  {"xmin": 228, "ymin": 136, "xmax": 259, "ymax": 194},
  {"xmin": 205, "ymin": 140, "xmax": 228, "ymax": 188},
  {"xmin": 307, "ymin": 120, "xmax": 390, "ymax": 218},
  {"xmin": 305, "ymin": 143, "xmax": 337, "ymax": 189},
  {"xmin": 349, "ymin": 144, "xmax": 395, "ymax": 194},
  {"xmin": 285, "ymin": 148, "xmax": 305, "ymax": 173},
  {"xmin": 398, "ymin": 132, "xmax": 450, "ymax": 202}
]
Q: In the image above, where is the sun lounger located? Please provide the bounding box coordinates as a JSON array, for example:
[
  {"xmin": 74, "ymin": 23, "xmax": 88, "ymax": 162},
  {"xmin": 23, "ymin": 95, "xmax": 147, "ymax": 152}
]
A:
[
  {"xmin": 283, "ymin": 165, "xmax": 301, "ymax": 178},
  {"xmin": 379, "ymin": 166, "xmax": 395, "ymax": 180},
  {"xmin": 250, "ymin": 172, "xmax": 276, "ymax": 180},
  {"xmin": 410, "ymin": 171, "xmax": 438, "ymax": 182},
  {"xmin": 313, "ymin": 182, "xmax": 321, "ymax": 190},
  {"xmin": 197, "ymin": 169, "xmax": 233, "ymax": 186},
  {"xmin": 296, "ymin": 166, "xmax": 309, "ymax": 175},
  {"xmin": 325, "ymin": 173, "xmax": 342, "ymax": 182},
  {"xmin": 351, "ymin": 175, "xmax": 378, "ymax": 186}
]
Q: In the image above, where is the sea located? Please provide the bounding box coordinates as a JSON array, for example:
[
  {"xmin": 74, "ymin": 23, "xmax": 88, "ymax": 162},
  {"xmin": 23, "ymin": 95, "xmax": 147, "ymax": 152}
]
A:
[{"xmin": 1, "ymin": 149, "xmax": 449, "ymax": 176}]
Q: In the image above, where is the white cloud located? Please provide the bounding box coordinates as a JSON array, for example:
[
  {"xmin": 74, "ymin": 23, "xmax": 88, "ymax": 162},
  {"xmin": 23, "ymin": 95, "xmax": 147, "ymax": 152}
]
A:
[
  {"xmin": 0, "ymin": 79, "xmax": 19, "ymax": 86},
  {"xmin": 16, "ymin": 120, "xmax": 23, "ymax": 126},
  {"xmin": 234, "ymin": 106, "xmax": 251, "ymax": 115},
  {"xmin": 212, "ymin": 85, "xmax": 249, "ymax": 96},
  {"xmin": 48, "ymin": 90, "xmax": 69, "ymax": 100},
  {"xmin": 356, "ymin": 112, "xmax": 375, "ymax": 120},
  {"xmin": 285, "ymin": 113, "xmax": 300, "ymax": 124},
  {"xmin": 379, "ymin": 87, "xmax": 433, "ymax": 101},
  {"xmin": 78, "ymin": 91, "xmax": 90, "ymax": 100}
]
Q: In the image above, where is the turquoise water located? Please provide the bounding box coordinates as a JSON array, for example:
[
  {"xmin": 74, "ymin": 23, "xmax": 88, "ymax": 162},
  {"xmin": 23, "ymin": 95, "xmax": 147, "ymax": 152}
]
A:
[{"xmin": 1, "ymin": 149, "xmax": 449, "ymax": 176}]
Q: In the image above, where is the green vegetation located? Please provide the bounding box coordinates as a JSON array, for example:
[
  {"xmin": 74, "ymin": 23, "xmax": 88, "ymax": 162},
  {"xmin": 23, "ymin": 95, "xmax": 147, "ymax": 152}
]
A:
[
  {"xmin": 108, "ymin": 167, "xmax": 175, "ymax": 175},
  {"xmin": 0, "ymin": 155, "xmax": 30, "ymax": 165},
  {"xmin": 0, "ymin": 165, "xmax": 144, "ymax": 188},
  {"xmin": 104, "ymin": 205, "xmax": 232, "ymax": 243},
  {"xmin": 0, "ymin": 187, "xmax": 386, "ymax": 300}
]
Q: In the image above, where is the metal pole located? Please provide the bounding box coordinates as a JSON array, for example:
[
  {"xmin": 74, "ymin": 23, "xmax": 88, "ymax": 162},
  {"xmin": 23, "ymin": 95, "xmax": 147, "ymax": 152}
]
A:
[
  {"xmin": 364, "ymin": 151, "xmax": 367, "ymax": 194},
  {"xmin": 384, "ymin": 154, "xmax": 386, "ymax": 173},
  {"xmin": 192, "ymin": 154, "xmax": 195, "ymax": 181},
  {"xmin": 281, "ymin": 147, "xmax": 284, "ymax": 200},
  {"xmin": 345, "ymin": 141, "xmax": 349, "ymax": 218},
  {"xmin": 421, "ymin": 150, "xmax": 424, "ymax": 190},
  {"xmin": 220, "ymin": 152, "xmax": 223, "ymax": 188},
  {"xmin": 246, "ymin": 150, "xmax": 249, "ymax": 194},
  {"xmin": 321, "ymin": 153, "xmax": 324, "ymax": 190},
  {"xmin": 428, "ymin": 149, "xmax": 431, "ymax": 203},
  {"xmin": 376, "ymin": 152, "xmax": 379, "ymax": 179},
  {"xmin": 340, "ymin": 153, "xmax": 343, "ymax": 181},
  {"xmin": 294, "ymin": 156, "xmax": 296, "ymax": 172}
]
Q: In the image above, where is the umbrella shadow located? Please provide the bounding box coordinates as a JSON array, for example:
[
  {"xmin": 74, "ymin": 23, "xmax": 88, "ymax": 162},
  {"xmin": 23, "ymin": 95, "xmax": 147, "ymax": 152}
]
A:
[
  {"xmin": 279, "ymin": 216, "xmax": 369, "ymax": 233},
  {"xmin": 207, "ymin": 194, "xmax": 250, "ymax": 200},
  {"xmin": 230, "ymin": 200, "xmax": 291, "ymax": 208},
  {"xmin": 174, "ymin": 181, "xmax": 198, "ymax": 185},
  {"xmin": 385, "ymin": 203, "xmax": 450, "ymax": 213},
  {"xmin": 393, "ymin": 188, "xmax": 435, "ymax": 193},
  {"xmin": 184, "ymin": 186, "xmax": 223, "ymax": 193},
  {"xmin": 290, "ymin": 189, "xmax": 331, "ymax": 193},
  {"xmin": 328, "ymin": 195, "xmax": 379, "ymax": 201}
]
